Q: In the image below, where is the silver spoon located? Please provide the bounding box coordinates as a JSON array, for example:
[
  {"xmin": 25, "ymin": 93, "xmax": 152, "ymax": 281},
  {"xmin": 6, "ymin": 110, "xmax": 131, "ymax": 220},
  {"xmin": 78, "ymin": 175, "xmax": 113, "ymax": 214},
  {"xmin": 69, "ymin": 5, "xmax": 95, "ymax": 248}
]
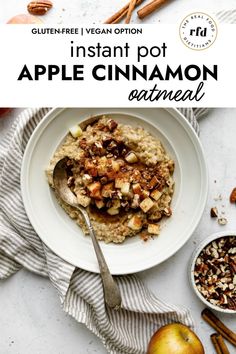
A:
[{"xmin": 53, "ymin": 157, "xmax": 122, "ymax": 309}]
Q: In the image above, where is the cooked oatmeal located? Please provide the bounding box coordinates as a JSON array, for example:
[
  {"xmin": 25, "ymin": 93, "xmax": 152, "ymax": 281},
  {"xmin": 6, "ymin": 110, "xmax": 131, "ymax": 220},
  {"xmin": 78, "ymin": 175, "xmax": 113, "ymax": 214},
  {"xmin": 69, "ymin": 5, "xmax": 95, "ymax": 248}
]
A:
[{"xmin": 46, "ymin": 116, "xmax": 175, "ymax": 243}]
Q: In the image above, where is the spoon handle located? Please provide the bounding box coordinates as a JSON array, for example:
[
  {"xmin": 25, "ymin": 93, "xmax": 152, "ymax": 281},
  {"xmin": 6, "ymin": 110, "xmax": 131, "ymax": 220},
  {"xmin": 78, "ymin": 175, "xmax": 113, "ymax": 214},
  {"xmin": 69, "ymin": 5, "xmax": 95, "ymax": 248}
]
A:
[{"xmin": 83, "ymin": 212, "xmax": 122, "ymax": 309}]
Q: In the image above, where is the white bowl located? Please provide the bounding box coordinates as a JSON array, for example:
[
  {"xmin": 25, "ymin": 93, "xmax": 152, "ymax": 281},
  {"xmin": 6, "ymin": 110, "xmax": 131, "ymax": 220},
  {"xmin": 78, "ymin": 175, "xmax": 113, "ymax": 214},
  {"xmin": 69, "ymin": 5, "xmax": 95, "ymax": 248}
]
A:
[
  {"xmin": 190, "ymin": 231, "xmax": 236, "ymax": 314},
  {"xmin": 21, "ymin": 108, "xmax": 208, "ymax": 274}
]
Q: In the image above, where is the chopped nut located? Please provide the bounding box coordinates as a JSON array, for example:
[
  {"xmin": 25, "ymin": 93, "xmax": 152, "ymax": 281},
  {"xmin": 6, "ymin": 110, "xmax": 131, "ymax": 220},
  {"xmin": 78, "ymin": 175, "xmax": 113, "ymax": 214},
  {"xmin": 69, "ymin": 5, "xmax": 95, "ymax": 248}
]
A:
[
  {"xmin": 140, "ymin": 230, "xmax": 150, "ymax": 242},
  {"xmin": 218, "ymin": 217, "xmax": 228, "ymax": 226},
  {"xmin": 100, "ymin": 176, "xmax": 108, "ymax": 185},
  {"xmin": 79, "ymin": 138, "xmax": 88, "ymax": 150},
  {"xmin": 210, "ymin": 207, "xmax": 218, "ymax": 218},
  {"xmin": 230, "ymin": 187, "xmax": 236, "ymax": 203},
  {"xmin": 107, "ymin": 119, "xmax": 118, "ymax": 131},
  {"xmin": 211, "ymin": 248, "xmax": 219, "ymax": 259},
  {"xmin": 82, "ymin": 174, "xmax": 93, "ymax": 186},
  {"xmin": 101, "ymin": 183, "xmax": 114, "ymax": 198},
  {"xmin": 130, "ymin": 169, "xmax": 141, "ymax": 183},
  {"xmin": 140, "ymin": 198, "xmax": 154, "ymax": 213},
  {"xmin": 90, "ymin": 142, "xmax": 106, "ymax": 156},
  {"xmin": 214, "ymin": 194, "xmax": 222, "ymax": 201},
  {"xmin": 131, "ymin": 194, "xmax": 140, "ymax": 209}
]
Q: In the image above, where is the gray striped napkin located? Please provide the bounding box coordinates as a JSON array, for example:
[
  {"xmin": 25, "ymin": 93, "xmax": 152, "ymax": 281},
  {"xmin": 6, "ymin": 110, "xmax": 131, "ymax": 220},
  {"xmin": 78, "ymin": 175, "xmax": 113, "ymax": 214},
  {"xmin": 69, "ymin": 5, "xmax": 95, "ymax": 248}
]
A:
[
  {"xmin": 0, "ymin": 107, "xmax": 203, "ymax": 354},
  {"xmin": 216, "ymin": 9, "xmax": 236, "ymax": 23}
]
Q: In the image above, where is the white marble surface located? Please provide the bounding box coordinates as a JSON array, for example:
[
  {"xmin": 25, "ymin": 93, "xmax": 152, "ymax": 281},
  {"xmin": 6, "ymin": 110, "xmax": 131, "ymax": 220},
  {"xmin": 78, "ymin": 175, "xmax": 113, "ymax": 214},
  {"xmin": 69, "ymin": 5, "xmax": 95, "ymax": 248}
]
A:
[
  {"xmin": 1, "ymin": 0, "xmax": 236, "ymax": 24},
  {"xmin": 0, "ymin": 108, "xmax": 236, "ymax": 354}
]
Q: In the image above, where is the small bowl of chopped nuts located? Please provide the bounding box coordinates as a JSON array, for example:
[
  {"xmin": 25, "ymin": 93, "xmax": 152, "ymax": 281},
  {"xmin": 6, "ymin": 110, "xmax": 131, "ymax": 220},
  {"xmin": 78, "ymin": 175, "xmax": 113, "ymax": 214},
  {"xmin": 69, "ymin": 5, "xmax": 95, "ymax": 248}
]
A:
[{"xmin": 190, "ymin": 231, "xmax": 236, "ymax": 314}]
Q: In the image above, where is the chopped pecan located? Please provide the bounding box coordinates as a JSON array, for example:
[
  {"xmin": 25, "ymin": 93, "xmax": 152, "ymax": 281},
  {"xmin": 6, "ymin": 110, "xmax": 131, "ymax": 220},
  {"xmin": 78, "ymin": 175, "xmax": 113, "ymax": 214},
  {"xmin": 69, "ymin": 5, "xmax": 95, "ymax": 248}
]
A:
[
  {"xmin": 107, "ymin": 119, "xmax": 118, "ymax": 131},
  {"xmin": 230, "ymin": 187, "xmax": 236, "ymax": 203},
  {"xmin": 27, "ymin": 0, "xmax": 53, "ymax": 15},
  {"xmin": 79, "ymin": 138, "xmax": 88, "ymax": 150},
  {"xmin": 210, "ymin": 207, "xmax": 218, "ymax": 218}
]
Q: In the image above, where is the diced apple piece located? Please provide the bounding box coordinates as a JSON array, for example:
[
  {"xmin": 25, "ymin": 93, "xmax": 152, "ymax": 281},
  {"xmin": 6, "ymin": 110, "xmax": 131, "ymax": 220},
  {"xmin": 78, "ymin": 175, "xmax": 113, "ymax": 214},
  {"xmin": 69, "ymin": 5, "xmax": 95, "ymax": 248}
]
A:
[
  {"xmin": 111, "ymin": 160, "xmax": 120, "ymax": 173},
  {"xmin": 101, "ymin": 183, "xmax": 114, "ymax": 198},
  {"xmin": 85, "ymin": 160, "xmax": 96, "ymax": 172},
  {"xmin": 140, "ymin": 197, "xmax": 154, "ymax": 213},
  {"xmin": 87, "ymin": 182, "xmax": 102, "ymax": 199},
  {"xmin": 121, "ymin": 182, "xmax": 130, "ymax": 195},
  {"xmin": 142, "ymin": 190, "xmax": 150, "ymax": 199},
  {"xmin": 87, "ymin": 181, "xmax": 101, "ymax": 194},
  {"xmin": 107, "ymin": 207, "xmax": 120, "ymax": 215},
  {"xmin": 77, "ymin": 194, "xmax": 91, "ymax": 208},
  {"xmin": 93, "ymin": 190, "xmax": 102, "ymax": 199},
  {"xmin": 99, "ymin": 156, "xmax": 108, "ymax": 164},
  {"xmin": 115, "ymin": 177, "xmax": 125, "ymax": 189},
  {"xmin": 85, "ymin": 161, "xmax": 94, "ymax": 170},
  {"xmin": 69, "ymin": 124, "xmax": 83, "ymax": 138},
  {"xmin": 128, "ymin": 215, "xmax": 142, "ymax": 230},
  {"xmin": 132, "ymin": 183, "xmax": 142, "ymax": 195},
  {"xmin": 147, "ymin": 224, "xmax": 160, "ymax": 235},
  {"xmin": 95, "ymin": 200, "xmax": 105, "ymax": 209},
  {"xmin": 148, "ymin": 176, "xmax": 160, "ymax": 189},
  {"xmin": 150, "ymin": 189, "xmax": 162, "ymax": 201},
  {"xmin": 163, "ymin": 207, "xmax": 172, "ymax": 217},
  {"xmin": 125, "ymin": 152, "xmax": 138, "ymax": 164},
  {"xmin": 97, "ymin": 156, "xmax": 108, "ymax": 176},
  {"xmin": 82, "ymin": 174, "xmax": 93, "ymax": 186}
]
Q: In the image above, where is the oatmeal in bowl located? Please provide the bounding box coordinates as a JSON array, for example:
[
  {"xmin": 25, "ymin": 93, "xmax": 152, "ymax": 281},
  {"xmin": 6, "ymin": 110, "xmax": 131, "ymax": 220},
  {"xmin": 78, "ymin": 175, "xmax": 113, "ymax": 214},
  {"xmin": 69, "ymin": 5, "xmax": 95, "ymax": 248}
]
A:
[{"xmin": 46, "ymin": 116, "xmax": 175, "ymax": 243}]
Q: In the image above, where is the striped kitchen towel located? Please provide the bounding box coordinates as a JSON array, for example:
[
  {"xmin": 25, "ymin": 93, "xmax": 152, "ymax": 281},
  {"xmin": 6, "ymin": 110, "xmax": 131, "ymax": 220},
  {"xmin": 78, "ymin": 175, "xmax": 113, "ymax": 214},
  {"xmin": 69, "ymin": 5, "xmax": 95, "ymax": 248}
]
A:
[{"xmin": 0, "ymin": 107, "xmax": 203, "ymax": 354}]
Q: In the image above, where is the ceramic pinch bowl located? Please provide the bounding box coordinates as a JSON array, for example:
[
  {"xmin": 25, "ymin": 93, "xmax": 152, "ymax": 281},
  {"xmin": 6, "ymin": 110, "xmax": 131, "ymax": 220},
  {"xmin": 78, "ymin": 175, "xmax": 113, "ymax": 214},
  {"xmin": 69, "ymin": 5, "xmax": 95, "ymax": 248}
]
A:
[{"xmin": 190, "ymin": 231, "xmax": 236, "ymax": 314}]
